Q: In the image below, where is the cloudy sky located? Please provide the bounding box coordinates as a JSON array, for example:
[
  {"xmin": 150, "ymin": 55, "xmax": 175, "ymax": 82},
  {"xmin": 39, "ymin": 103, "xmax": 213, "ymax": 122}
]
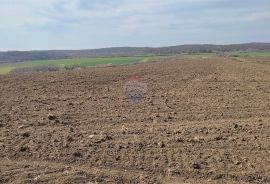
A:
[{"xmin": 0, "ymin": 0, "xmax": 269, "ymax": 51}]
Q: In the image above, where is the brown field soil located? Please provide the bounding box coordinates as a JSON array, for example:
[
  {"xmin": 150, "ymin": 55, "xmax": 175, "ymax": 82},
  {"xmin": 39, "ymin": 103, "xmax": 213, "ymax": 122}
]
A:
[{"xmin": 0, "ymin": 57, "xmax": 270, "ymax": 184}]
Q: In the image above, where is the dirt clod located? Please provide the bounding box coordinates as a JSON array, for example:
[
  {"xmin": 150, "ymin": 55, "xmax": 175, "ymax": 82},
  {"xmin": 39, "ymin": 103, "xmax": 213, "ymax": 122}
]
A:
[
  {"xmin": 21, "ymin": 132, "xmax": 30, "ymax": 138},
  {"xmin": 48, "ymin": 114, "xmax": 57, "ymax": 121},
  {"xmin": 192, "ymin": 163, "xmax": 201, "ymax": 170}
]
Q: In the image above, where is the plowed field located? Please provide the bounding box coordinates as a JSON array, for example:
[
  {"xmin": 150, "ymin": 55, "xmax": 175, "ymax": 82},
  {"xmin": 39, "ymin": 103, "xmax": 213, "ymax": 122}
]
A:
[{"xmin": 0, "ymin": 57, "xmax": 269, "ymax": 184}]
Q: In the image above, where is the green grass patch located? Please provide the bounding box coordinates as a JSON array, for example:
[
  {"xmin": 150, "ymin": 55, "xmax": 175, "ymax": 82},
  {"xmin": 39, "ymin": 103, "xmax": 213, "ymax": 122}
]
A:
[
  {"xmin": 0, "ymin": 67, "xmax": 14, "ymax": 75},
  {"xmin": 0, "ymin": 56, "xmax": 161, "ymax": 75},
  {"xmin": 181, "ymin": 53, "xmax": 217, "ymax": 59},
  {"xmin": 0, "ymin": 53, "xmax": 231, "ymax": 75},
  {"xmin": 231, "ymin": 51, "xmax": 270, "ymax": 58}
]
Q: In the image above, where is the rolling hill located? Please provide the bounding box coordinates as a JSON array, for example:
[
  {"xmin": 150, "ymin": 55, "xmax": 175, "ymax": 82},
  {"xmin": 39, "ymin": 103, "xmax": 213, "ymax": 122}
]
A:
[{"xmin": 1, "ymin": 43, "xmax": 270, "ymax": 63}]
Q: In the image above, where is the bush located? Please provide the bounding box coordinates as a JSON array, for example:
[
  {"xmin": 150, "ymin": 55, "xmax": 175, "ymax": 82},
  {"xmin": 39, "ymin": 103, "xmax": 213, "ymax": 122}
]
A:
[
  {"xmin": 64, "ymin": 64, "xmax": 81, "ymax": 70},
  {"xmin": 9, "ymin": 65, "xmax": 59, "ymax": 75}
]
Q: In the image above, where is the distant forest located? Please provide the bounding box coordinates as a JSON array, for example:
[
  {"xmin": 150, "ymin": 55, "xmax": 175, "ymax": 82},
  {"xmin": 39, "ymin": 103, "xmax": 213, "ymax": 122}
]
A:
[{"xmin": 1, "ymin": 43, "xmax": 270, "ymax": 63}]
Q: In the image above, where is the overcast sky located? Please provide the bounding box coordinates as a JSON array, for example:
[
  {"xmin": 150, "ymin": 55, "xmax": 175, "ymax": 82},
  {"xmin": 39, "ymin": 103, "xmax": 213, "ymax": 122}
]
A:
[{"xmin": 0, "ymin": 0, "xmax": 269, "ymax": 51}]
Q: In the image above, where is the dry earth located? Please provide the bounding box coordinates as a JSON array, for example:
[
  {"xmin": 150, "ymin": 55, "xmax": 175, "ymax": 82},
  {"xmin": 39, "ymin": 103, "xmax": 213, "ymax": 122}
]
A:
[{"xmin": 0, "ymin": 57, "xmax": 270, "ymax": 184}]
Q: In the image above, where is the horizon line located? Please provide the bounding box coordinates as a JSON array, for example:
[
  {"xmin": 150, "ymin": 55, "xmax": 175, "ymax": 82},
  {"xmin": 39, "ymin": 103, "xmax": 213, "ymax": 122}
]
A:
[{"xmin": 1, "ymin": 42, "xmax": 270, "ymax": 52}]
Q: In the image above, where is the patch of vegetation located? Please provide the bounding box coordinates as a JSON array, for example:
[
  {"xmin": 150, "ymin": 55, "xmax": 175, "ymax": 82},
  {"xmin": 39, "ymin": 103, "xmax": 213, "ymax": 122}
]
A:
[
  {"xmin": 2, "ymin": 51, "xmax": 268, "ymax": 75},
  {"xmin": 1, "ymin": 43, "xmax": 270, "ymax": 63},
  {"xmin": 231, "ymin": 51, "xmax": 270, "ymax": 58},
  {"xmin": 181, "ymin": 53, "xmax": 217, "ymax": 59},
  {"xmin": 0, "ymin": 56, "xmax": 157, "ymax": 75},
  {"xmin": 9, "ymin": 66, "xmax": 59, "ymax": 75},
  {"xmin": 0, "ymin": 67, "xmax": 14, "ymax": 75}
]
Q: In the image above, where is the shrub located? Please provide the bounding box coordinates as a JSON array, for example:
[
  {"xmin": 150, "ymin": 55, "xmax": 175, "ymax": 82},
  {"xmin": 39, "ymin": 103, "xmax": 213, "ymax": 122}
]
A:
[
  {"xmin": 64, "ymin": 64, "xmax": 81, "ymax": 70},
  {"xmin": 9, "ymin": 65, "xmax": 59, "ymax": 75}
]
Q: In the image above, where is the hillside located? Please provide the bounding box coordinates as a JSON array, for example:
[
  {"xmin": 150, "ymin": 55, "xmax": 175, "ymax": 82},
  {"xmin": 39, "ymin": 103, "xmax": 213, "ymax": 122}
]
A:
[{"xmin": 1, "ymin": 43, "xmax": 270, "ymax": 63}]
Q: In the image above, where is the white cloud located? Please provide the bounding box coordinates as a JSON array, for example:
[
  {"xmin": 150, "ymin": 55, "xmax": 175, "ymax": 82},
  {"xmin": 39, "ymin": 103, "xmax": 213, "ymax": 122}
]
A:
[
  {"xmin": 244, "ymin": 11, "xmax": 270, "ymax": 22},
  {"xmin": 0, "ymin": 0, "xmax": 57, "ymax": 29},
  {"xmin": 0, "ymin": 0, "xmax": 269, "ymax": 50},
  {"xmin": 0, "ymin": 0, "xmax": 266, "ymax": 30},
  {"xmin": 0, "ymin": 0, "xmax": 223, "ymax": 27}
]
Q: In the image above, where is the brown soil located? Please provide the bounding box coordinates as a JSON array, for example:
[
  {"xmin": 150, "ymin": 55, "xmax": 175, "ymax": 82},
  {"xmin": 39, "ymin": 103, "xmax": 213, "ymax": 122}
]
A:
[{"xmin": 0, "ymin": 57, "xmax": 269, "ymax": 184}]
